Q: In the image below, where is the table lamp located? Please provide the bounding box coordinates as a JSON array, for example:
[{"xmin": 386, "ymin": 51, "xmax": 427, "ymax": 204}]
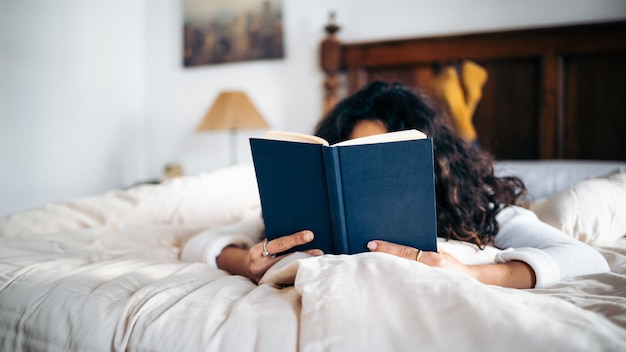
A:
[{"xmin": 196, "ymin": 91, "xmax": 269, "ymax": 165}]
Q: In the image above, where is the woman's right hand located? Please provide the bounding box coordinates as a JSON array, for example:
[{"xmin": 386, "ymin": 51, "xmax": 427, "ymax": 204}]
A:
[{"xmin": 216, "ymin": 230, "xmax": 323, "ymax": 283}]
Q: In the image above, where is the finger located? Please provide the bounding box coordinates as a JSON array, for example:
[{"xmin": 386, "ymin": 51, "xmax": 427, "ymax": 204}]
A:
[
  {"xmin": 265, "ymin": 230, "xmax": 314, "ymax": 254},
  {"xmin": 303, "ymin": 249, "xmax": 324, "ymax": 256},
  {"xmin": 367, "ymin": 240, "xmax": 420, "ymax": 261}
]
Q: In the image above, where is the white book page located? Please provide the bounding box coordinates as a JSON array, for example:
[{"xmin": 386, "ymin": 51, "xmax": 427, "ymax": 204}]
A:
[
  {"xmin": 332, "ymin": 129, "xmax": 427, "ymax": 147},
  {"xmin": 264, "ymin": 131, "xmax": 330, "ymax": 146}
]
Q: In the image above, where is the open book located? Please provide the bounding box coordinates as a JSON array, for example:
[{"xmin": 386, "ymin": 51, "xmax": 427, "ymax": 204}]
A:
[{"xmin": 249, "ymin": 129, "xmax": 438, "ymax": 255}]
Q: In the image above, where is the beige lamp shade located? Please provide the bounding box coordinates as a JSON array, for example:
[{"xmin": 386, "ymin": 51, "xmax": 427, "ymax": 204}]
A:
[{"xmin": 196, "ymin": 91, "xmax": 269, "ymax": 131}]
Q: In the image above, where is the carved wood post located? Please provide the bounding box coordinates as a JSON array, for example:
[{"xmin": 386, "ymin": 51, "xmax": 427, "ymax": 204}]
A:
[{"xmin": 320, "ymin": 12, "xmax": 341, "ymax": 113}]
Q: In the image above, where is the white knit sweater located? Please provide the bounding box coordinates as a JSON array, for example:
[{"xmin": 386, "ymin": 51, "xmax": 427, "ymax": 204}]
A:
[{"xmin": 181, "ymin": 206, "xmax": 609, "ymax": 288}]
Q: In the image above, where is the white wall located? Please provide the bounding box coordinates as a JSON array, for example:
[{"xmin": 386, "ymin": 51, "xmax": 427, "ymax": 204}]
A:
[
  {"xmin": 143, "ymin": 0, "xmax": 330, "ymax": 177},
  {"xmin": 0, "ymin": 0, "xmax": 146, "ymax": 217},
  {"xmin": 1, "ymin": 0, "xmax": 625, "ymax": 217}
]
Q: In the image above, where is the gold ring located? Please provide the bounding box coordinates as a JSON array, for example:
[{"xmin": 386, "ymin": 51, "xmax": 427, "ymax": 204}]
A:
[
  {"xmin": 262, "ymin": 239, "xmax": 276, "ymax": 258},
  {"xmin": 416, "ymin": 249, "xmax": 423, "ymax": 262}
]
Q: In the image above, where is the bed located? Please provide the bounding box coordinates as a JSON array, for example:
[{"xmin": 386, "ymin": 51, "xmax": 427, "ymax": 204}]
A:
[
  {"xmin": 320, "ymin": 18, "xmax": 626, "ymax": 160},
  {"xmin": 1, "ymin": 19, "xmax": 626, "ymax": 352}
]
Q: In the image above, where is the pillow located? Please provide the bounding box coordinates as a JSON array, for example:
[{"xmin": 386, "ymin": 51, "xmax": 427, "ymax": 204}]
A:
[
  {"xmin": 530, "ymin": 168, "xmax": 626, "ymax": 246},
  {"xmin": 0, "ymin": 164, "xmax": 261, "ymax": 236},
  {"xmin": 495, "ymin": 160, "xmax": 626, "ymax": 201}
]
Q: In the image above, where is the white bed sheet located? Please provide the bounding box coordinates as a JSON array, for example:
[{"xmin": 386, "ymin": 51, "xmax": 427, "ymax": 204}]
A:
[{"xmin": 1, "ymin": 164, "xmax": 625, "ymax": 351}]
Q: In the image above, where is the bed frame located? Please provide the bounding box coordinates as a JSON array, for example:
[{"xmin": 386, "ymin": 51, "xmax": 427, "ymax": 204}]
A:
[{"xmin": 320, "ymin": 18, "xmax": 626, "ymax": 161}]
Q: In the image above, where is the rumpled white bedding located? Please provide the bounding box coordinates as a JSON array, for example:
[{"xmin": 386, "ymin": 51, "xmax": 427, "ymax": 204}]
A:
[{"xmin": 1, "ymin": 164, "xmax": 625, "ymax": 351}]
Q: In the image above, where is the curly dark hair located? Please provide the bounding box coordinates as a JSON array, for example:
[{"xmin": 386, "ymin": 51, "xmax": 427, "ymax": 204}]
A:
[{"xmin": 314, "ymin": 81, "xmax": 527, "ymax": 248}]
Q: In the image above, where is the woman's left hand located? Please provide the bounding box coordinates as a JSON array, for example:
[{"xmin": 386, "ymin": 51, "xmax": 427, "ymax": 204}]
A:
[
  {"xmin": 366, "ymin": 239, "xmax": 536, "ymax": 288},
  {"xmin": 367, "ymin": 240, "xmax": 471, "ymax": 276}
]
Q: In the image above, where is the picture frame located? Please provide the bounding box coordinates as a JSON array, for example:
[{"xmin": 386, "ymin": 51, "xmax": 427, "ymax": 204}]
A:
[{"xmin": 183, "ymin": 0, "xmax": 284, "ymax": 67}]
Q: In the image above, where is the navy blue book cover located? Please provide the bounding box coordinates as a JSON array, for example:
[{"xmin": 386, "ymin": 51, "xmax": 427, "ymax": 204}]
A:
[
  {"xmin": 249, "ymin": 135, "xmax": 437, "ymax": 255},
  {"xmin": 249, "ymin": 139, "xmax": 337, "ymax": 254},
  {"xmin": 334, "ymin": 139, "xmax": 438, "ymax": 253}
]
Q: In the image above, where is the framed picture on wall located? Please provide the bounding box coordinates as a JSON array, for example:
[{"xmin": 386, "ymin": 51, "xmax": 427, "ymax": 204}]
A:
[{"xmin": 183, "ymin": 0, "xmax": 284, "ymax": 67}]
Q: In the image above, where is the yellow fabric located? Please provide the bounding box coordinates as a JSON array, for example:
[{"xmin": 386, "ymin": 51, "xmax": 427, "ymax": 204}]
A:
[{"xmin": 432, "ymin": 60, "xmax": 488, "ymax": 141}]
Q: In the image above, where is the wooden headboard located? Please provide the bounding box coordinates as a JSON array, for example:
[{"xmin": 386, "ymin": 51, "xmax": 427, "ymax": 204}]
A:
[{"xmin": 320, "ymin": 19, "xmax": 626, "ymax": 160}]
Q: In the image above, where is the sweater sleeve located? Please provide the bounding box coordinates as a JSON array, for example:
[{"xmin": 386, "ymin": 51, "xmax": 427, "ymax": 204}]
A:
[
  {"xmin": 493, "ymin": 206, "xmax": 610, "ymax": 288},
  {"xmin": 180, "ymin": 213, "xmax": 265, "ymax": 268}
]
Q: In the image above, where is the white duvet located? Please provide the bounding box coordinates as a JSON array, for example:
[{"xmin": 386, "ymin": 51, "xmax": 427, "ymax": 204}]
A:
[{"xmin": 1, "ymin": 165, "xmax": 625, "ymax": 351}]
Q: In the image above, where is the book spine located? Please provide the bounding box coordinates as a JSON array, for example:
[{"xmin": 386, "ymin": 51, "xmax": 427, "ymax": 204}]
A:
[{"xmin": 322, "ymin": 147, "xmax": 349, "ymax": 254}]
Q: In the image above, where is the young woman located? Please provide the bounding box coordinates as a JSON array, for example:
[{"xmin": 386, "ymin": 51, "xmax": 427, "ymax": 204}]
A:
[{"xmin": 182, "ymin": 81, "xmax": 609, "ymax": 288}]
